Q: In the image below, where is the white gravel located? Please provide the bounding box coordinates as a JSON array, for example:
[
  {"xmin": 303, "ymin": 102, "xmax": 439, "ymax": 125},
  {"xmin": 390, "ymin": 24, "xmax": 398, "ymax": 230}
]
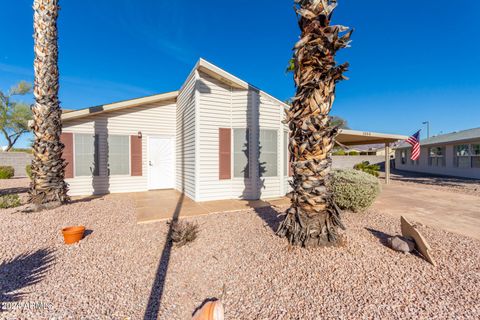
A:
[{"xmin": 1, "ymin": 180, "xmax": 479, "ymax": 319}]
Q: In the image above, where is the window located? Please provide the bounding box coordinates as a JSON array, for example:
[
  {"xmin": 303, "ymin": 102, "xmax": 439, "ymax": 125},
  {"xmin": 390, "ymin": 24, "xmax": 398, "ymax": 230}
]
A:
[
  {"xmin": 472, "ymin": 144, "xmax": 480, "ymax": 168},
  {"xmin": 429, "ymin": 147, "xmax": 445, "ymax": 167},
  {"xmin": 74, "ymin": 134, "xmax": 99, "ymax": 177},
  {"xmin": 259, "ymin": 129, "xmax": 278, "ymax": 177},
  {"xmin": 283, "ymin": 131, "xmax": 289, "ymax": 176},
  {"xmin": 401, "ymin": 150, "xmax": 406, "ymax": 165},
  {"xmin": 108, "ymin": 135, "xmax": 130, "ymax": 175},
  {"xmin": 454, "ymin": 144, "xmax": 471, "ymax": 168},
  {"xmin": 233, "ymin": 129, "xmax": 249, "ymax": 178}
]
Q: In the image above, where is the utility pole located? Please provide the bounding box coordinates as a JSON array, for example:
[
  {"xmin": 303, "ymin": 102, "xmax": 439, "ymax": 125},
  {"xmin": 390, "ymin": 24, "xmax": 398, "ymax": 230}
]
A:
[{"xmin": 422, "ymin": 121, "xmax": 430, "ymax": 139}]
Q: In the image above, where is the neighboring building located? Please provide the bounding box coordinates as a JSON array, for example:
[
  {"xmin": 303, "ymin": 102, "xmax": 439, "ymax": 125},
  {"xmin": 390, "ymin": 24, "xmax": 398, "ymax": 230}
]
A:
[
  {"xmin": 395, "ymin": 128, "xmax": 480, "ymax": 179},
  {"xmin": 340, "ymin": 143, "xmax": 398, "ymax": 156},
  {"xmin": 61, "ymin": 59, "xmax": 406, "ymax": 200}
]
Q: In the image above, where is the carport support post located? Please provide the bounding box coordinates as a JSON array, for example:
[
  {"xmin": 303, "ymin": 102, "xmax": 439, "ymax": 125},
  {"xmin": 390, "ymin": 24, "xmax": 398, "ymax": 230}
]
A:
[{"xmin": 385, "ymin": 142, "xmax": 391, "ymax": 184}]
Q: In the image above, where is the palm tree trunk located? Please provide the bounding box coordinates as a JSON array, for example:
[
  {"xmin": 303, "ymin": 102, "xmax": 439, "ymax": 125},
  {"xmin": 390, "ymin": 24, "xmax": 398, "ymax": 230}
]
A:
[
  {"xmin": 29, "ymin": 0, "xmax": 69, "ymax": 207},
  {"xmin": 277, "ymin": 0, "xmax": 352, "ymax": 247}
]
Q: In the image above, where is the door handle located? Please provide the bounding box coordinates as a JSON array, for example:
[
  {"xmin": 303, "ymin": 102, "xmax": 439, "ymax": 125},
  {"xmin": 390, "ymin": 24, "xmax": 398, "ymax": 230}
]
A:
[{"xmin": 149, "ymin": 161, "xmax": 153, "ymax": 166}]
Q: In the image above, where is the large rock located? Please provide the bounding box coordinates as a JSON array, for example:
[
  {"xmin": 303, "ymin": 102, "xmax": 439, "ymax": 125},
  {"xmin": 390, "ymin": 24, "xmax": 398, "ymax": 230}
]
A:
[{"xmin": 388, "ymin": 235, "xmax": 415, "ymax": 253}]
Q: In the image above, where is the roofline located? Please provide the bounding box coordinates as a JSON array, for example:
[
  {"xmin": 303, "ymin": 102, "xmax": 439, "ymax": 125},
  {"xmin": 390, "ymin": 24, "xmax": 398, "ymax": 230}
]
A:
[
  {"xmin": 339, "ymin": 129, "xmax": 409, "ymax": 141},
  {"xmin": 197, "ymin": 58, "xmax": 291, "ymax": 109},
  {"xmin": 396, "ymin": 136, "xmax": 480, "ymax": 149},
  {"xmin": 62, "ymin": 91, "xmax": 179, "ymax": 122}
]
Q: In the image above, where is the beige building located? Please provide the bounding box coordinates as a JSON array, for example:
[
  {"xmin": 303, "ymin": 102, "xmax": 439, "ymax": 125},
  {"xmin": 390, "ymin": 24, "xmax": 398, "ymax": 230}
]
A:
[{"xmin": 395, "ymin": 128, "xmax": 480, "ymax": 179}]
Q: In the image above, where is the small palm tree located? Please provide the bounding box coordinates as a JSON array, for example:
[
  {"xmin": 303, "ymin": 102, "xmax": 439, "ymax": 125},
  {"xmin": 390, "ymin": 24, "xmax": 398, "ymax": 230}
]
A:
[
  {"xmin": 277, "ymin": 0, "xmax": 352, "ymax": 247},
  {"xmin": 29, "ymin": 0, "xmax": 69, "ymax": 207}
]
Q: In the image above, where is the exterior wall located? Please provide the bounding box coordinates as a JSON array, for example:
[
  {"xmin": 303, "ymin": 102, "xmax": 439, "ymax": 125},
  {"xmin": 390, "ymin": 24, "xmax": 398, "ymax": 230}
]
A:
[
  {"xmin": 176, "ymin": 71, "xmax": 197, "ymax": 200},
  {"xmin": 63, "ymin": 101, "xmax": 176, "ymax": 196},
  {"xmin": 0, "ymin": 152, "xmax": 33, "ymax": 177},
  {"xmin": 395, "ymin": 142, "xmax": 480, "ymax": 179},
  {"xmin": 196, "ymin": 72, "xmax": 290, "ymax": 201},
  {"xmin": 332, "ymin": 156, "xmax": 386, "ymax": 169}
]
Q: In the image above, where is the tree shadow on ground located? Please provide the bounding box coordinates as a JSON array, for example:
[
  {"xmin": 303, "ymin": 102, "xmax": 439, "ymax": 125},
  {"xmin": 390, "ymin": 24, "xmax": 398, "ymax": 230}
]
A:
[
  {"xmin": 143, "ymin": 193, "xmax": 184, "ymax": 320},
  {"xmin": 251, "ymin": 205, "xmax": 282, "ymax": 233},
  {"xmin": 365, "ymin": 227, "xmax": 392, "ymax": 248},
  {"xmin": 0, "ymin": 248, "xmax": 55, "ymax": 304},
  {"xmin": 0, "ymin": 187, "xmax": 29, "ymax": 196},
  {"xmin": 69, "ymin": 195, "xmax": 105, "ymax": 204}
]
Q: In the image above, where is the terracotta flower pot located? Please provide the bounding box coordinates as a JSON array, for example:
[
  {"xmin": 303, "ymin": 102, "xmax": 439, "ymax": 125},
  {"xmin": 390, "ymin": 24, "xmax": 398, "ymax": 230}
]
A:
[
  {"xmin": 192, "ymin": 300, "xmax": 224, "ymax": 320},
  {"xmin": 62, "ymin": 226, "xmax": 86, "ymax": 245}
]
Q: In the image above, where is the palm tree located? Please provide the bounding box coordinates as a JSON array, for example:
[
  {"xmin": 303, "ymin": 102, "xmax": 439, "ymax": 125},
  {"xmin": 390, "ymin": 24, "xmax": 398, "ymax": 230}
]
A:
[
  {"xmin": 277, "ymin": 0, "xmax": 352, "ymax": 247},
  {"xmin": 29, "ymin": 0, "xmax": 69, "ymax": 208}
]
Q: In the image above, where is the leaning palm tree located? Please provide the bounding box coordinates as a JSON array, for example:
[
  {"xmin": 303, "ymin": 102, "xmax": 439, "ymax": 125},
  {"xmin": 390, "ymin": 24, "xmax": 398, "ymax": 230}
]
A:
[
  {"xmin": 277, "ymin": 0, "xmax": 352, "ymax": 247},
  {"xmin": 29, "ymin": 0, "xmax": 69, "ymax": 208}
]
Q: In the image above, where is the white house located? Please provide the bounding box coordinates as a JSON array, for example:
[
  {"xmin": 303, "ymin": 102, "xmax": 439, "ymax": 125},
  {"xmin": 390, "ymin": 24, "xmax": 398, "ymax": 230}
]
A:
[{"xmin": 61, "ymin": 59, "xmax": 406, "ymax": 200}]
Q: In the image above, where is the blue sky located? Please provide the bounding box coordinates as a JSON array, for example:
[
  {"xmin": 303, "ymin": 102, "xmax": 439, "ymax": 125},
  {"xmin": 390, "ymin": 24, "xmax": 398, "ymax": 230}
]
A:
[{"xmin": 1, "ymin": 0, "xmax": 479, "ymax": 148}]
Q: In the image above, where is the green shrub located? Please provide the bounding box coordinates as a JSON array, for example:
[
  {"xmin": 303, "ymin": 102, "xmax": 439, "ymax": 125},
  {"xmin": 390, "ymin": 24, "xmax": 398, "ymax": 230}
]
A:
[
  {"xmin": 354, "ymin": 161, "xmax": 380, "ymax": 177},
  {"xmin": 329, "ymin": 169, "xmax": 381, "ymax": 212},
  {"xmin": 0, "ymin": 166, "xmax": 15, "ymax": 179},
  {"xmin": 333, "ymin": 149, "xmax": 346, "ymax": 156},
  {"xmin": 0, "ymin": 194, "xmax": 21, "ymax": 209},
  {"xmin": 348, "ymin": 150, "xmax": 359, "ymax": 156},
  {"xmin": 26, "ymin": 165, "xmax": 32, "ymax": 179}
]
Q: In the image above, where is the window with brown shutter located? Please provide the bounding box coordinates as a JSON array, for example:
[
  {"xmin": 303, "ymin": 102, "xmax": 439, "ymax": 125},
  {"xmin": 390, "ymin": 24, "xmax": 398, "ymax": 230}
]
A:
[
  {"xmin": 60, "ymin": 132, "xmax": 74, "ymax": 179},
  {"xmin": 219, "ymin": 128, "xmax": 231, "ymax": 180},
  {"xmin": 130, "ymin": 135, "xmax": 142, "ymax": 176}
]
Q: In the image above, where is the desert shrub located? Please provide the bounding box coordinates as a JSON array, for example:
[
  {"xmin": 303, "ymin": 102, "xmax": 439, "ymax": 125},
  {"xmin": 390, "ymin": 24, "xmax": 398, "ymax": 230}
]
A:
[
  {"xmin": 26, "ymin": 165, "xmax": 32, "ymax": 179},
  {"xmin": 170, "ymin": 220, "xmax": 199, "ymax": 247},
  {"xmin": 348, "ymin": 150, "xmax": 359, "ymax": 156},
  {"xmin": 0, "ymin": 194, "xmax": 21, "ymax": 209},
  {"xmin": 354, "ymin": 161, "xmax": 380, "ymax": 177},
  {"xmin": 0, "ymin": 166, "xmax": 14, "ymax": 179},
  {"xmin": 332, "ymin": 149, "xmax": 346, "ymax": 156},
  {"xmin": 329, "ymin": 169, "xmax": 381, "ymax": 212}
]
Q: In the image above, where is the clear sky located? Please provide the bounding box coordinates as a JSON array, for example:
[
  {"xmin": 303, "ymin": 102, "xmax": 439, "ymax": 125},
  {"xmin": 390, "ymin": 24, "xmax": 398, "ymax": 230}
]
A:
[{"xmin": 1, "ymin": 0, "xmax": 479, "ymax": 148}]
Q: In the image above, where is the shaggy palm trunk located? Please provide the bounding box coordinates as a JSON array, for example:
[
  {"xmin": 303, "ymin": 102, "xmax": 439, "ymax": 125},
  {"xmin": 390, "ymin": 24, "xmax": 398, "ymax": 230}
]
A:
[
  {"xmin": 277, "ymin": 0, "xmax": 352, "ymax": 247},
  {"xmin": 29, "ymin": 0, "xmax": 69, "ymax": 206}
]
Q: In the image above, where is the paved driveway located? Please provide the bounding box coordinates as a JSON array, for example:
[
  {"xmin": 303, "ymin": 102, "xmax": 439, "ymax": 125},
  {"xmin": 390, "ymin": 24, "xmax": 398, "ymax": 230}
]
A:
[{"xmin": 373, "ymin": 184, "xmax": 480, "ymax": 240}]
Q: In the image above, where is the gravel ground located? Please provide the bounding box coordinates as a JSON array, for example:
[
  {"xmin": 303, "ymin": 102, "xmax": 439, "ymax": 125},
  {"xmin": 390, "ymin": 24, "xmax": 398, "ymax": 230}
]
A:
[
  {"xmin": 388, "ymin": 170, "xmax": 480, "ymax": 197},
  {"xmin": 1, "ymin": 182, "xmax": 479, "ymax": 319}
]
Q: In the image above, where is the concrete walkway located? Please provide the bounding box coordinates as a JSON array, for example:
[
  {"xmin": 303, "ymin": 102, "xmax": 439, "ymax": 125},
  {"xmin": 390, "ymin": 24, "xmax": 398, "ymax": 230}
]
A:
[
  {"xmin": 373, "ymin": 184, "xmax": 480, "ymax": 240},
  {"xmin": 132, "ymin": 189, "xmax": 290, "ymax": 224}
]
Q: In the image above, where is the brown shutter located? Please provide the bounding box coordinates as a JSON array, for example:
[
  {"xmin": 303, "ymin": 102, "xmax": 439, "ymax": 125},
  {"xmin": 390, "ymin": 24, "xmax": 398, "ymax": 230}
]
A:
[
  {"xmin": 131, "ymin": 135, "xmax": 142, "ymax": 176},
  {"xmin": 61, "ymin": 132, "xmax": 74, "ymax": 179},
  {"xmin": 219, "ymin": 128, "xmax": 231, "ymax": 180}
]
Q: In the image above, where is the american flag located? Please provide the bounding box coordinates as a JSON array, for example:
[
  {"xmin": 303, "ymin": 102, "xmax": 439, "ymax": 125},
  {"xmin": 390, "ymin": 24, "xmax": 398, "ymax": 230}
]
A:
[{"xmin": 406, "ymin": 130, "xmax": 421, "ymax": 160}]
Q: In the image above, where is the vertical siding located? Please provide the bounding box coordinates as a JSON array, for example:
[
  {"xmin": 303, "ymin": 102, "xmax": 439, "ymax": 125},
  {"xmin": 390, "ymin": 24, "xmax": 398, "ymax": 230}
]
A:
[
  {"xmin": 395, "ymin": 143, "xmax": 480, "ymax": 179},
  {"xmin": 63, "ymin": 101, "xmax": 176, "ymax": 196},
  {"xmin": 197, "ymin": 72, "xmax": 289, "ymax": 201},
  {"xmin": 176, "ymin": 71, "xmax": 197, "ymax": 199},
  {"xmin": 197, "ymin": 73, "xmax": 233, "ymax": 200}
]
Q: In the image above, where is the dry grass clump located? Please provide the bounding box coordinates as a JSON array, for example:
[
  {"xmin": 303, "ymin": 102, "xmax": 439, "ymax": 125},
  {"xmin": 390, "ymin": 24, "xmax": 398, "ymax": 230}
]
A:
[{"xmin": 170, "ymin": 220, "xmax": 199, "ymax": 247}]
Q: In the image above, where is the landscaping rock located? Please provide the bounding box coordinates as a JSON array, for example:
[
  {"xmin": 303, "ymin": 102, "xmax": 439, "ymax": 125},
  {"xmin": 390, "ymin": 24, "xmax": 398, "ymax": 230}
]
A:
[{"xmin": 388, "ymin": 235, "xmax": 415, "ymax": 253}]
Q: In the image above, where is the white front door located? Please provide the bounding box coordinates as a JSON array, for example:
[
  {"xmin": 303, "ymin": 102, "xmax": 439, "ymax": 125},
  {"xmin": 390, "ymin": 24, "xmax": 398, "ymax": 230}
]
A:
[{"xmin": 148, "ymin": 136, "xmax": 175, "ymax": 190}]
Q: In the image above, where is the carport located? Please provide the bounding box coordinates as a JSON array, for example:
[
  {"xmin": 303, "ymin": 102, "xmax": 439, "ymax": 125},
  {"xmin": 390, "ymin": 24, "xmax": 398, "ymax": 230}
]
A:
[{"xmin": 336, "ymin": 129, "xmax": 409, "ymax": 184}]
